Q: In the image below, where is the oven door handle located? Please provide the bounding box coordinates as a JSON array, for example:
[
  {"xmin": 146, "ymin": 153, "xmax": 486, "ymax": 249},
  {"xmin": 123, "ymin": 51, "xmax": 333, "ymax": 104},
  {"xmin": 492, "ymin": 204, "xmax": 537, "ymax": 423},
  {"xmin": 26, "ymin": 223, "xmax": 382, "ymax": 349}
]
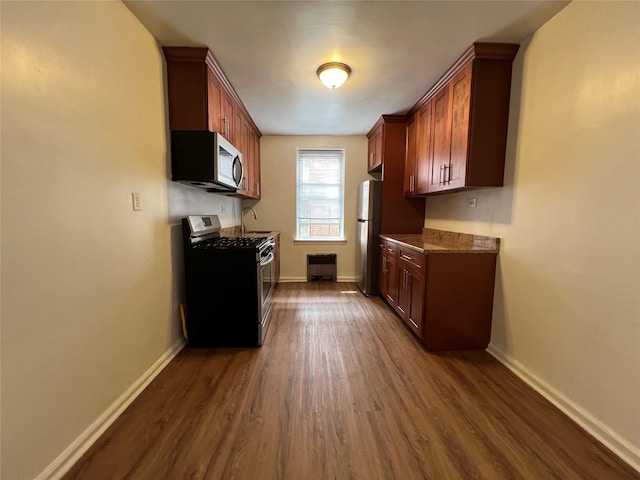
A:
[{"xmin": 260, "ymin": 252, "xmax": 275, "ymax": 266}]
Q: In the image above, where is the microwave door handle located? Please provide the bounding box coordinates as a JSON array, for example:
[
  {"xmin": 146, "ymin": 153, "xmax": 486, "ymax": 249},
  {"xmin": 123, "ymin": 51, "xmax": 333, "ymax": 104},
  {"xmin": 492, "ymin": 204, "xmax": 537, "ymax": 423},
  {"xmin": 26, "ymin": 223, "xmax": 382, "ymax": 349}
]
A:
[{"xmin": 232, "ymin": 156, "xmax": 243, "ymax": 187}]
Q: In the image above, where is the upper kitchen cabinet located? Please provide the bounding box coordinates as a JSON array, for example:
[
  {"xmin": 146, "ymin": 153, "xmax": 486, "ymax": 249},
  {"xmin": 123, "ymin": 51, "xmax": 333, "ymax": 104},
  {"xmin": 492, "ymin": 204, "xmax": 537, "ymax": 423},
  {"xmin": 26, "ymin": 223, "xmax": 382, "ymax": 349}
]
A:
[
  {"xmin": 234, "ymin": 117, "xmax": 262, "ymax": 199},
  {"xmin": 162, "ymin": 47, "xmax": 262, "ymax": 199},
  {"xmin": 367, "ymin": 115, "xmax": 425, "ymax": 234},
  {"xmin": 404, "ymin": 115, "xmax": 417, "ymax": 196},
  {"xmin": 367, "ymin": 124, "xmax": 383, "ymax": 172},
  {"xmin": 405, "ymin": 101, "xmax": 433, "ymax": 195},
  {"xmin": 405, "ymin": 42, "xmax": 519, "ymax": 195}
]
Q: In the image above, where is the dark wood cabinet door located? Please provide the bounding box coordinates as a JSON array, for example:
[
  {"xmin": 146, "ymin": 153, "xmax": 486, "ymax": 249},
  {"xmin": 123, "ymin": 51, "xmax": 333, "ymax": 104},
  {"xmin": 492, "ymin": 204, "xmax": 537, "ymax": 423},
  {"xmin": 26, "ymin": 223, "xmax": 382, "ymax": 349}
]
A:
[
  {"xmin": 374, "ymin": 128, "xmax": 383, "ymax": 170},
  {"xmin": 378, "ymin": 242, "xmax": 388, "ymax": 299},
  {"xmin": 240, "ymin": 118, "xmax": 251, "ymax": 194},
  {"xmin": 220, "ymin": 90, "xmax": 234, "ymax": 141},
  {"xmin": 429, "ymin": 85, "xmax": 452, "ymax": 192},
  {"xmin": 407, "ymin": 270, "xmax": 425, "ymax": 337},
  {"xmin": 163, "ymin": 56, "xmax": 208, "ymax": 130},
  {"xmin": 386, "ymin": 251, "xmax": 398, "ymax": 307},
  {"xmin": 368, "ymin": 126, "xmax": 383, "ymax": 172},
  {"xmin": 396, "ymin": 249, "xmax": 426, "ymax": 332},
  {"xmin": 416, "ymin": 101, "xmax": 432, "ymax": 194},
  {"xmin": 367, "ymin": 126, "xmax": 383, "ymax": 172},
  {"xmin": 367, "ymin": 136, "xmax": 376, "ymax": 172},
  {"xmin": 253, "ymin": 133, "xmax": 261, "ymax": 198},
  {"xmin": 207, "ymin": 74, "xmax": 222, "ymax": 133},
  {"xmin": 234, "ymin": 109, "xmax": 244, "ymax": 149},
  {"xmin": 448, "ymin": 62, "xmax": 472, "ymax": 190},
  {"xmin": 404, "ymin": 117, "xmax": 417, "ymax": 196},
  {"xmin": 396, "ymin": 268, "xmax": 409, "ymax": 319}
]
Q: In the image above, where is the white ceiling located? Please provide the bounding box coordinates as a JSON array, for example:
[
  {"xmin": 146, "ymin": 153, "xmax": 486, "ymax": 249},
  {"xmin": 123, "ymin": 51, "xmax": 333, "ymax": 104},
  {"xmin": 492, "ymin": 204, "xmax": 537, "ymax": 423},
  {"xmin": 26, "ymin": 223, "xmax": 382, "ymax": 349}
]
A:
[{"xmin": 124, "ymin": 0, "xmax": 569, "ymax": 136}]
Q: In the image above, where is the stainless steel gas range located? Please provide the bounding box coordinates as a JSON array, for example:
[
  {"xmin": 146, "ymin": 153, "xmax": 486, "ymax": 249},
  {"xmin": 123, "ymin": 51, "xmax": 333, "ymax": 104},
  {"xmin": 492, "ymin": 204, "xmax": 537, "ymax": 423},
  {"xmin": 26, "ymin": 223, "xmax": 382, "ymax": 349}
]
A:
[{"xmin": 181, "ymin": 215, "xmax": 275, "ymax": 347}]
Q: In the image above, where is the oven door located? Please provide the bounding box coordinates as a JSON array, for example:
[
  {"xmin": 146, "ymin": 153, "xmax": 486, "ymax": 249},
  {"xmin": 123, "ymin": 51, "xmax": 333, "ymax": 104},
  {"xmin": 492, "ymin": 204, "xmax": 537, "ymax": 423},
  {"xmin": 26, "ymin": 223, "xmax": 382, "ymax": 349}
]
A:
[{"xmin": 257, "ymin": 251, "xmax": 275, "ymax": 344}]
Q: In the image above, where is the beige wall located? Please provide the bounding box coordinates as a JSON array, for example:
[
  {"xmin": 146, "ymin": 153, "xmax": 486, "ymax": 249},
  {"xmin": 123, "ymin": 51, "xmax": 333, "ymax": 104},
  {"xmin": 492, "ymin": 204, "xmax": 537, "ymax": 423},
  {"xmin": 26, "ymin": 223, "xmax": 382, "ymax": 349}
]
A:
[
  {"xmin": 424, "ymin": 1, "xmax": 640, "ymax": 467},
  {"xmin": 245, "ymin": 136, "xmax": 371, "ymax": 281},
  {"xmin": 0, "ymin": 2, "xmax": 240, "ymax": 478}
]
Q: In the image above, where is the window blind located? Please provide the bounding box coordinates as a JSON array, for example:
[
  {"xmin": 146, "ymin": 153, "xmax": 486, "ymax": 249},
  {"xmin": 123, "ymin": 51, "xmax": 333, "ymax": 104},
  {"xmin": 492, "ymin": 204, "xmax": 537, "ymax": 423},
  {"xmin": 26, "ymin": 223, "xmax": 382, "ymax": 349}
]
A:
[{"xmin": 296, "ymin": 149, "xmax": 345, "ymax": 241}]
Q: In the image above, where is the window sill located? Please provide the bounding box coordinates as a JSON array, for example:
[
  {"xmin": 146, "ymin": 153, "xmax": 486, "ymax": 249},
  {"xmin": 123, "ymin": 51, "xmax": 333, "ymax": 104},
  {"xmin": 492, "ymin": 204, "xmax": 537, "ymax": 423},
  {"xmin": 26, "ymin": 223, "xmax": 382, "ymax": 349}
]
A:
[{"xmin": 294, "ymin": 238, "xmax": 347, "ymax": 245}]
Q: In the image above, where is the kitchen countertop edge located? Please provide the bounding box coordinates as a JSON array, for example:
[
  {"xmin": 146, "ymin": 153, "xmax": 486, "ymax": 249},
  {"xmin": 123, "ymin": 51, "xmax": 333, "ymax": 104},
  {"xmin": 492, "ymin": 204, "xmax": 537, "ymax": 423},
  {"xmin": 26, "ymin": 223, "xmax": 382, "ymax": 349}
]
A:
[
  {"xmin": 380, "ymin": 231, "xmax": 499, "ymax": 254},
  {"xmin": 220, "ymin": 226, "xmax": 280, "ymax": 239}
]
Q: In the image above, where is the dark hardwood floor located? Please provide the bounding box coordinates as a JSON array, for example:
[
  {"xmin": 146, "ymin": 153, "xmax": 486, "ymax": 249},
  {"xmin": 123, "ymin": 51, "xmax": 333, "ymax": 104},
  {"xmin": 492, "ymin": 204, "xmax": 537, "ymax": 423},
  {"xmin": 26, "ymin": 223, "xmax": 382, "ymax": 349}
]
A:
[{"xmin": 64, "ymin": 282, "xmax": 639, "ymax": 479}]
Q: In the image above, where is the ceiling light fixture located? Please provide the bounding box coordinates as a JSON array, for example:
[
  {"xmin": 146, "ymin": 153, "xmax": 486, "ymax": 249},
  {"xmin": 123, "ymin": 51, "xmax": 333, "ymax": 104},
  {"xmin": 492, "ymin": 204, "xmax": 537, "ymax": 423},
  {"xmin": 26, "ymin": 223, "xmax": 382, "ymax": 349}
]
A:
[{"xmin": 316, "ymin": 62, "xmax": 351, "ymax": 89}]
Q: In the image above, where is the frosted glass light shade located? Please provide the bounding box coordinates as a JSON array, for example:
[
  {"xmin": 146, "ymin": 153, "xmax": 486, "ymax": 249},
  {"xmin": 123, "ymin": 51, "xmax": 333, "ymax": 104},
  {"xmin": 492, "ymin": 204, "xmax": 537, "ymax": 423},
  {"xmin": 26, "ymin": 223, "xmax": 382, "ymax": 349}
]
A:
[{"xmin": 317, "ymin": 62, "xmax": 351, "ymax": 89}]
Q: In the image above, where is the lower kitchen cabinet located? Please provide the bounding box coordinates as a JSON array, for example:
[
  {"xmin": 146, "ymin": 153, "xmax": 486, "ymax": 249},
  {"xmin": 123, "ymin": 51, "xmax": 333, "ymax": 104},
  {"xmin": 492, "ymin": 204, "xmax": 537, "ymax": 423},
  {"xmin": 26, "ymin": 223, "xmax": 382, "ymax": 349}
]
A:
[
  {"xmin": 396, "ymin": 246, "xmax": 426, "ymax": 338},
  {"xmin": 379, "ymin": 239, "xmax": 398, "ymax": 307},
  {"xmin": 422, "ymin": 252, "xmax": 497, "ymax": 351},
  {"xmin": 378, "ymin": 241, "xmax": 388, "ymax": 300},
  {"xmin": 378, "ymin": 236, "xmax": 497, "ymax": 352}
]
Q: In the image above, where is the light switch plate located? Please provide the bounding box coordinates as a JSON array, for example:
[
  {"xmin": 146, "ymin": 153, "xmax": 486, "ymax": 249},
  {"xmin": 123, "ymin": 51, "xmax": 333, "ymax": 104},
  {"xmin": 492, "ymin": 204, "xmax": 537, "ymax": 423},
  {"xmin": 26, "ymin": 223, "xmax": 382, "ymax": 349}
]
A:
[
  {"xmin": 132, "ymin": 192, "xmax": 142, "ymax": 211},
  {"xmin": 467, "ymin": 197, "xmax": 477, "ymax": 208}
]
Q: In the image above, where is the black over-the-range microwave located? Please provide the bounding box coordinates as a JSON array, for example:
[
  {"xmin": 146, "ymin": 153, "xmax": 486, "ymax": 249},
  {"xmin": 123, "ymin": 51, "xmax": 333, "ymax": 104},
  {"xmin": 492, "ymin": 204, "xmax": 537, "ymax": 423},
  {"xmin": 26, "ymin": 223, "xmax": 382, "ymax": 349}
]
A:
[{"xmin": 170, "ymin": 130, "xmax": 243, "ymax": 192}]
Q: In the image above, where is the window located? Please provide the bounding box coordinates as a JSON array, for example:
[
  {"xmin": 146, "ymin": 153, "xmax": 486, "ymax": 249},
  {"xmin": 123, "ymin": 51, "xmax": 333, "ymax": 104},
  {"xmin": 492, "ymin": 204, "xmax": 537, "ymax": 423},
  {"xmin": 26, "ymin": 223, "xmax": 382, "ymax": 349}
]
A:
[{"xmin": 296, "ymin": 149, "xmax": 345, "ymax": 241}]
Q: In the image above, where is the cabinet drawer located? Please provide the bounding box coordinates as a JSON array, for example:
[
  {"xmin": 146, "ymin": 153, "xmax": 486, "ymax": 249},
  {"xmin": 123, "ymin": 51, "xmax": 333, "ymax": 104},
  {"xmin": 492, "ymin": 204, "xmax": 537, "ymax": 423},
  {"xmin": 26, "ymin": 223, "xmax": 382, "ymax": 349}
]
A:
[
  {"xmin": 398, "ymin": 246, "xmax": 426, "ymax": 272},
  {"xmin": 384, "ymin": 240, "xmax": 398, "ymax": 257}
]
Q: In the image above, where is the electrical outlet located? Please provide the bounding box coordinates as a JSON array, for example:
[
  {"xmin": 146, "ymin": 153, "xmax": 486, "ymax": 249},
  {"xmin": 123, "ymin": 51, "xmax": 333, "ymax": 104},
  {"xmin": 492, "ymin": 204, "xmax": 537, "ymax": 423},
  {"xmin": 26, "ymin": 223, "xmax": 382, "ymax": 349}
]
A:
[
  {"xmin": 132, "ymin": 192, "xmax": 142, "ymax": 211},
  {"xmin": 467, "ymin": 197, "xmax": 477, "ymax": 208},
  {"xmin": 220, "ymin": 204, "xmax": 226, "ymax": 214}
]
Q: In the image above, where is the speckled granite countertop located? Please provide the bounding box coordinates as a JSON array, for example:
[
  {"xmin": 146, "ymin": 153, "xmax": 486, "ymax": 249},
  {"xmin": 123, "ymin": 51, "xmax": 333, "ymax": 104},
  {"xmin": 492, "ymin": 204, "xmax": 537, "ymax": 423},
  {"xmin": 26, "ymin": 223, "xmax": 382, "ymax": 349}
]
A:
[
  {"xmin": 220, "ymin": 226, "xmax": 279, "ymax": 238},
  {"xmin": 380, "ymin": 228, "xmax": 499, "ymax": 254}
]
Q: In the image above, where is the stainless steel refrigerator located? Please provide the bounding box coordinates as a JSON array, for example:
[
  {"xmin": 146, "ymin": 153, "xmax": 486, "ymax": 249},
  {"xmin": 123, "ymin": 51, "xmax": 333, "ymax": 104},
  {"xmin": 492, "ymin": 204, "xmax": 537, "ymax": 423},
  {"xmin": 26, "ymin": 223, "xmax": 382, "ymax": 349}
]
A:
[{"xmin": 356, "ymin": 180, "xmax": 382, "ymax": 295}]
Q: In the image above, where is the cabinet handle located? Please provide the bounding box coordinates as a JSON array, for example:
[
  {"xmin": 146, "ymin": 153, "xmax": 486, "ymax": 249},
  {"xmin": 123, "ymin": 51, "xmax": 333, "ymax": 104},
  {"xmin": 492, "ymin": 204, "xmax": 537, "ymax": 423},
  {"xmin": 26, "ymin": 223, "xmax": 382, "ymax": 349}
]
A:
[
  {"xmin": 382, "ymin": 257, "xmax": 387, "ymax": 272},
  {"xmin": 444, "ymin": 164, "xmax": 450, "ymax": 184},
  {"xmin": 409, "ymin": 318, "xmax": 419, "ymax": 329},
  {"xmin": 439, "ymin": 165, "xmax": 444, "ymax": 184},
  {"xmin": 257, "ymin": 182, "xmax": 260, "ymax": 196},
  {"xmin": 400, "ymin": 253, "xmax": 413, "ymax": 261},
  {"xmin": 411, "ymin": 175, "xmax": 415, "ymax": 192}
]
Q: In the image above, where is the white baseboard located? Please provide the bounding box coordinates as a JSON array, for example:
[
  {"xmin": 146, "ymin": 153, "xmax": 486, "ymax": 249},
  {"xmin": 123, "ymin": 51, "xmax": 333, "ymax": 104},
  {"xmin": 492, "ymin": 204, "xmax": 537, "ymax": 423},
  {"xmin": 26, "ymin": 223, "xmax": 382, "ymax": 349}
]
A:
[
  {"xmin": 37, "ymin": 339, "xmax": 186, "ymax": 480},
  {"xmin": 487, "ymin": 344, "xmax": 640, "ymax": 473},
  {"xmin": 278, "ymin": 277, "xmax": 357, "ymax": 283},
  {"xmin": 278, "ymin": 276, "xmax": 308, "ymax": 283},
  {"xmin": 337, "ymin": 276, "xmax": 358, "ymax": 283}
]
